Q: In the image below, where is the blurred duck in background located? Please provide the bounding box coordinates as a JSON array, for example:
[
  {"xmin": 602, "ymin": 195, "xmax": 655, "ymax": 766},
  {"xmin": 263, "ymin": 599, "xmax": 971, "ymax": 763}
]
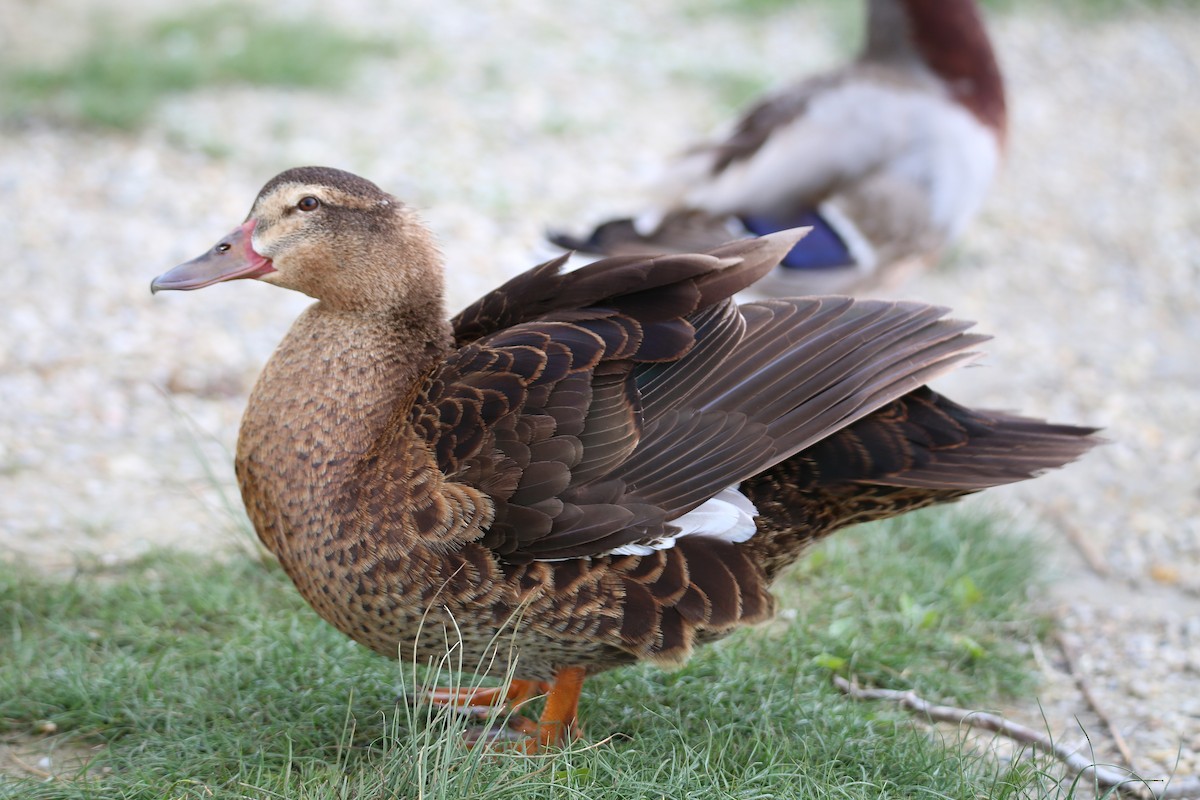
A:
[{"xmin": 551, "ymin": 0, "xmax": 1006, "ymax": 296}]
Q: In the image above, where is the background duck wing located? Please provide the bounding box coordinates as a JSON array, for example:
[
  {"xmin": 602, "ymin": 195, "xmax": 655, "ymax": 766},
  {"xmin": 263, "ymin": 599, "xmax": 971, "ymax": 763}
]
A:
[
  {"xmin": 689, "ymin": 72, "xmax": 854, "ymax": 188},
  {"xmin": 665, "ymin": 69, "xmax": 956, "ymax": 218}
]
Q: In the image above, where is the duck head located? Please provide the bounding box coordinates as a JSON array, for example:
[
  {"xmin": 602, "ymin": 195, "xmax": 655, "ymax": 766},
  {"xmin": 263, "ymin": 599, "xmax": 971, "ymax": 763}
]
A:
[
  {"xmin": 151, "ymin": 166, "xmax": 443, "ymax": 313},
  {"xmin": 864, "ymin": 0, "xmax": 1006, "ymax": 145}
]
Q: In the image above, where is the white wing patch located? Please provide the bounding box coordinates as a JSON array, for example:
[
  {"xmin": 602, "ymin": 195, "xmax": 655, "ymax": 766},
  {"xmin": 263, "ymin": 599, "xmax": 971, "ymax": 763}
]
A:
[
  {"xmin": 816, "ymin": 200, "xmax": 878, "ymax": 273},
  {"xmin": 607, "ymin": 486, "xmax": 759, "ymax": 556}
]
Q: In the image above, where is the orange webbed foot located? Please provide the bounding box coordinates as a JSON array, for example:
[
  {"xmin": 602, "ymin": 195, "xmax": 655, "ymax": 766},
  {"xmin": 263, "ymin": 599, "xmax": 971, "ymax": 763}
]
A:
[{"xmin": 423, "ymin": 667, "xmax": 587, "ymax": 753}]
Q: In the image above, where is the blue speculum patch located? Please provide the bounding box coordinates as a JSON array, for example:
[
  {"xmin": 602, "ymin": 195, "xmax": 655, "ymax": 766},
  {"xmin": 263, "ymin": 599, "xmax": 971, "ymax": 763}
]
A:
[{"xmin": 739, "ymin": 210, "xmax": 853, "ymax": 270}]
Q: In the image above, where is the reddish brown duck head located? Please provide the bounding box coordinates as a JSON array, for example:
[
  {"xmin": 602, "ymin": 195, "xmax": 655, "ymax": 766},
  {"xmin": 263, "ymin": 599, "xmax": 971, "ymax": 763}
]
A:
[
  {"xmin": 152, "ymin": 166, "xmax": 443, "ymax": 313},
  {"xmin": 865, "ymin": 0, "xmax": 1007, "ymax": 143}
]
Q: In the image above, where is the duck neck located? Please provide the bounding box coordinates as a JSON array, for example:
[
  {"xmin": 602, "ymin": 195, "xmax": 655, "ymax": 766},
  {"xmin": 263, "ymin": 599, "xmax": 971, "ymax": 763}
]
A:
[
  {"xmin": 236, "ymin": 298, "xmax": 453, "ymax": 559},
  {"xmin": 864, "ymin": 0, "xmax": 1007, "ymax": 145}
]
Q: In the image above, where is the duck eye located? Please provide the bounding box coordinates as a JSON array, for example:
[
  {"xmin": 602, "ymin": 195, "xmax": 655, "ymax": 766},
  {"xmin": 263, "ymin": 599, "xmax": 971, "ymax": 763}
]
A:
[{"xmin": 297, "ymin": 196, "xmax": 320, "ymax": 212}]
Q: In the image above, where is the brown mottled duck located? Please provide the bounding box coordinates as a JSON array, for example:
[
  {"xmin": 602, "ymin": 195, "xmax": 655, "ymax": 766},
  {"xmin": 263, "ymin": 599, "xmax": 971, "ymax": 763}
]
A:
[{"xmin": 152, "ymin": 166, "xmax": 1096, "ymax": 752}]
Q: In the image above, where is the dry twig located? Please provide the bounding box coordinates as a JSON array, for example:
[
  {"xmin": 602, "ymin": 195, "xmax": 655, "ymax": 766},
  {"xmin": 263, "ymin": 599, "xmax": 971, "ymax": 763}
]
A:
[
  {"xmin": 7, "ymin": 752, "xmax": 54, "ymax": 781},
  {"xmin": 833, "ymin": 676, "xmax": 1200, "ymax": 799},
  {"xmin": 1056, "ymin": 515, "xmax": 1111, "ymax": 577},
  {"xmin": 1056, "ymin": 629, "xmax": 1137, "ymax": 768}
]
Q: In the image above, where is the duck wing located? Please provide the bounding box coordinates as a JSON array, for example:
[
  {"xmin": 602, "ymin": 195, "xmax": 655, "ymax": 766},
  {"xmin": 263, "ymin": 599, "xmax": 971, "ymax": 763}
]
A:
[
  {"xmin": 451, "ymin": 229, "xmax": 792, "ymax": 346},
  {"xmin": 546, "ymin": 74, "xmax": 857, "ymax": 259},
  {"xmin": 416, "ymin": 234, "xmax": 985, "ymax": 564}
]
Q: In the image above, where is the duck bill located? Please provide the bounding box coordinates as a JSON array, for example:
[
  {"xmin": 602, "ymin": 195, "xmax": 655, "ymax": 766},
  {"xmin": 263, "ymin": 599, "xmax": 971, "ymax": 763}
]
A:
[{"xmin": 151, "ymin": 220, "xmax": 276, "ymax": 293}]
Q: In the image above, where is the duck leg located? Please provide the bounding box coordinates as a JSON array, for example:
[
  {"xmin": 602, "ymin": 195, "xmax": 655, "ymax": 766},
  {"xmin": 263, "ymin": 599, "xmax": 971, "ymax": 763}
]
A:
[
  {"xmin": 525, "ymin": 665, "xmax": 587, "ymax": 752},
  {"xmin": 456, "ymin": 666, "xmax": 587, "ymax": 751}
]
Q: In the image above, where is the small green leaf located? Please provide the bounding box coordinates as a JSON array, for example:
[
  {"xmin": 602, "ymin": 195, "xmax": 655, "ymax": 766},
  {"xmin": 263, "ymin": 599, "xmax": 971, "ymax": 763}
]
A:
[
  {"xmin": 952, "ymin": 576, "xmax": 984, "ymax": 608},
  {"xmin": 806, "ymin": 549, "xmax": 829, "ymax": 571},
  {"xmin": 553, "ymin": 767, "xmax": 592, "ymax": 780},
  {"xmin": 813, "ymin": 653, "xmax": 847, "ymax": 672},
  {"xmin": 954, "ymin": 634, "xmax": 987, "ymax": 660}
]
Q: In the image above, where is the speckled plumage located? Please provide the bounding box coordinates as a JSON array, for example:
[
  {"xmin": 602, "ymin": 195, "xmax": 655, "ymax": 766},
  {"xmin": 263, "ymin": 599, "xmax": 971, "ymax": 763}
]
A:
[{"xmin": 154, "ymin": 166, "xmax": 1095, "ymax": 746}]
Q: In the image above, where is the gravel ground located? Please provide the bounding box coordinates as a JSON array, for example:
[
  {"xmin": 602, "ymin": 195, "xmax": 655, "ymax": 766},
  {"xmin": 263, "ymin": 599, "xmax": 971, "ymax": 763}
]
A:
[{"xmin": 2, "ymin": 0, "xmax": 1198, "ymax": 786}]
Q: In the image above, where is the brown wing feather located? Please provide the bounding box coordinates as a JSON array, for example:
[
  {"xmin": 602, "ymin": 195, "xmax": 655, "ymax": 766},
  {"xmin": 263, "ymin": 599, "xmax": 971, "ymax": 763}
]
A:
[
  {"xmin": 451, "ymin": 234, "xmax": 798, "ymax": 345},
  {"xmin": 601, "ymin": 297, "xmax": 986, "ymax": 524},
  {"xmin": 739, "ymin": 386, "xmax": 1099, "ymax": 577},
  {"xmin": 636, "ymin": 300, "xmax": 746, "ymax": 424},
  {"xmin": 828, "ymin": 387, "xmax": 1102, "ymax": 490}
]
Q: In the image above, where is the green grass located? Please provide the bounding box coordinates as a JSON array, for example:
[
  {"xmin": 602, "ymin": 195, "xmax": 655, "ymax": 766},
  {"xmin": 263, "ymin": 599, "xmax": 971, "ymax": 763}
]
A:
[
  {"xmin": 0, "ymin": 509, "xmax": 1078, "ymax": 799},
  {"xmin": 0, "ymin": 6, "xmax": 393, "ymax": 130}
]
